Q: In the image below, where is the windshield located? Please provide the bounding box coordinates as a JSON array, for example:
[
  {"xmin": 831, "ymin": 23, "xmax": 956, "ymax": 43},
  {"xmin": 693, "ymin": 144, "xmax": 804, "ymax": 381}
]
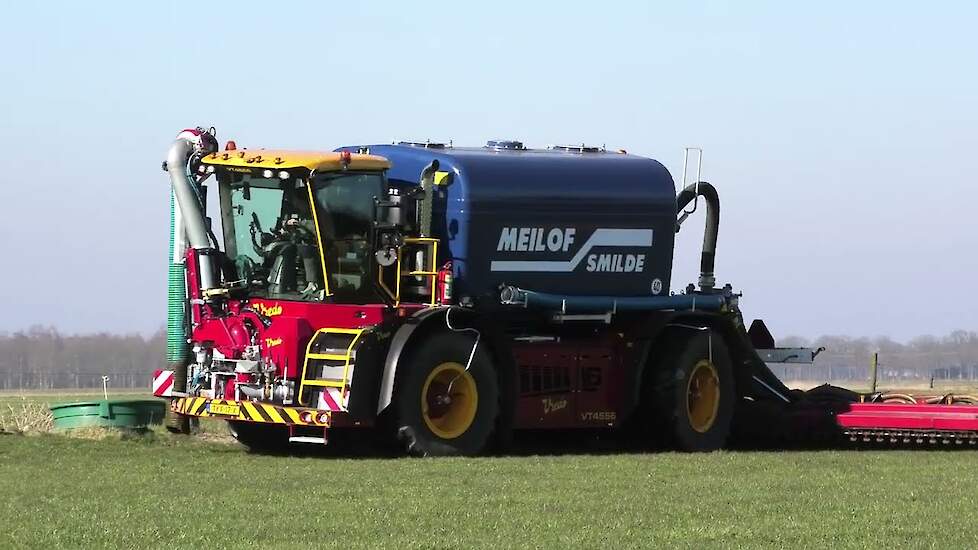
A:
[
  {"xmin": 218, "ymin": 173, "xmax": 323, "ymax": 300},
  {"xmin": 311, "ymin": 172, "xmax": 385, "ymax": 301},
  {"xmin": 217, "ymin": 170, "xmax": 386, "ymax": 303}
]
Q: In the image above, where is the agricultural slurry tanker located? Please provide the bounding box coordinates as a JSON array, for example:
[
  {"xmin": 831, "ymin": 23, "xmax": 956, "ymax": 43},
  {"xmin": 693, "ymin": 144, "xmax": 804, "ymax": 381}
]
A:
[{"xmin": 155, "ymin": 128, "xmax": 978, "ymax": 454}]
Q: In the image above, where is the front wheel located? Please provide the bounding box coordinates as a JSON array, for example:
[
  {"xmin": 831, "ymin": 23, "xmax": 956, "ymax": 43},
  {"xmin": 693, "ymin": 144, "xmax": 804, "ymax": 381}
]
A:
[
  {"xmin": 393, "ymin": 332, "xmax": 500, "ymax": 456},
  {"xmin": 227, "ymin": 421, "xmax": 289, "ymax": 452},
  {"xmin": 647, "ymin": 328, "xmax": 735, "ymax": 451}
]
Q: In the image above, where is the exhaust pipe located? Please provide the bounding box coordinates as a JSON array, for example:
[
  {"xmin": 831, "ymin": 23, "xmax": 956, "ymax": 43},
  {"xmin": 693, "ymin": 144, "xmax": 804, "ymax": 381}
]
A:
[{"xmin": 417, "ymin": 159, "xmax": 439, "ymax": 237}]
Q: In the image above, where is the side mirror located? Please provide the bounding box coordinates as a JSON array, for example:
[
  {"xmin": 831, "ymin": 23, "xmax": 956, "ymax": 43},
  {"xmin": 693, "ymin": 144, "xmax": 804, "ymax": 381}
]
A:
[{"xmin": 377, "ymin": 188, "xmax": 415, "ymax": 232}]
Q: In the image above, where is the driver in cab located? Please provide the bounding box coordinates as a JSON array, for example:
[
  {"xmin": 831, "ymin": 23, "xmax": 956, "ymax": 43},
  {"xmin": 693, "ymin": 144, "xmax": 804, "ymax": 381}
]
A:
[{"xmin": 251, "ymin": 185, "xmax": 323, "ymax": 299}]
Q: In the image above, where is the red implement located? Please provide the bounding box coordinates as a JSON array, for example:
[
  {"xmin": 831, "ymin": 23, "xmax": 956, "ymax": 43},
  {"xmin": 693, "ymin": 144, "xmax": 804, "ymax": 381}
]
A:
[
  {"xmin": 836, "ymin": 400, "xmax": 978, "ymax": 444},
  {"xmin": 838, "ymin": 402, "xmax": 978, "ymax": 432}
]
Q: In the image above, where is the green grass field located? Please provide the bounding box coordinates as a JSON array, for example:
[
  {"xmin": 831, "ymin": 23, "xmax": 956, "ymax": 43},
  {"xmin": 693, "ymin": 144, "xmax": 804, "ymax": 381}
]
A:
[{"xmin": 2, "ymin": 392, "xmax": 978, "ymax": 548}]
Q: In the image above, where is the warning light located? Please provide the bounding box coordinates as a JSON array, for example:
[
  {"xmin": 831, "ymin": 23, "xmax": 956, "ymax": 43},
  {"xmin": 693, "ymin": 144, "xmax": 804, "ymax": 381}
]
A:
[
  {"xmin": 340, "ymin": 150, "xmax": 352, "ymax": 167},
  {"xmin": 225, "ymin": 140, "xmax": 237, "ymax": 151}
]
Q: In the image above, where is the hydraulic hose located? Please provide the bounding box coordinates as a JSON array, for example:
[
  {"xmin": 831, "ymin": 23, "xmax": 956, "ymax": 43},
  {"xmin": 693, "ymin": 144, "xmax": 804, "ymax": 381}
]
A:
[
  {"xmin": 165, "ymin": 185, "xmax": 189, "ymax": 433},
  {"xmin": 676, "ymin": 181, "xmax": 720, "ymax": 291},
  {"xmin": 166, "ymin": 193, "xmax": 189, "ymax": 370}
]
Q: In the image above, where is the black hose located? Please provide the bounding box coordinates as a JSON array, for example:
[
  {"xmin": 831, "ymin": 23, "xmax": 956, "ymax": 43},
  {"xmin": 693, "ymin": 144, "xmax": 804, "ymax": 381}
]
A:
[{"xmin": 676, "ymin": 181, "xmax": 720, "ymax": 290}]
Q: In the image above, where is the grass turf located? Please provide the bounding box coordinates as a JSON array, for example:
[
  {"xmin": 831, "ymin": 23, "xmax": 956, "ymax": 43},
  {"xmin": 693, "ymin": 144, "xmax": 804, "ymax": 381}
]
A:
[
  {"xmin": 3, "ymin": 390, "xmax": 978, "ymax": 547},
  {"xmin": 1, "ymin": 432, "xmax": 977, "ymax": 549}
]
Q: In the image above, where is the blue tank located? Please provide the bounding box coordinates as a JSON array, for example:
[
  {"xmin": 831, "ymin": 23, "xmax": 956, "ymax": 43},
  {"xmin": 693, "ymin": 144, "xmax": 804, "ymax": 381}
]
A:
[{"xmin": 338, "ymin": 142, "xmax": 678, "ymax": 307}]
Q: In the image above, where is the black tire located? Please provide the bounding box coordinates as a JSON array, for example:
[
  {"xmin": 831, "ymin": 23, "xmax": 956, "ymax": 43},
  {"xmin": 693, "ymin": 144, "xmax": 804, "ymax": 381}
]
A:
[
  {"xmin": 227, "ymin": 421, "xmax": 289, "ymax": 452},
  {"xmin": 165, "ymin": 408, "xmax": 191, "ymax": 434},
  {"xmin": 646, "ymin": 328, "xmax": 735, "ymax": 451},
  {"xmin": 393, "ymin": 331, "xmax": 500, "ymax": 457}
]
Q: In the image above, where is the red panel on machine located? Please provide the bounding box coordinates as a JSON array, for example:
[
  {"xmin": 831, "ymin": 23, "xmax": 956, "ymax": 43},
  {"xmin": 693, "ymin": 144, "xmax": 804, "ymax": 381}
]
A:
[
  {"xmin": 512, "ymin": 342, "xmax": 576, "ymax": 429},
  {"xmin": 837, "ymin": 402, "xmax": 978, "ymax": 432}
]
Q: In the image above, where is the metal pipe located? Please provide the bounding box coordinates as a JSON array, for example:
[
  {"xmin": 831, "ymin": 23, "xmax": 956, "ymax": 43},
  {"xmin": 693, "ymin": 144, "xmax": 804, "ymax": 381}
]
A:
[
  {"xmin": 163, "ymin": 128, "xmax": 216, "ymax": 434},
  {"xmin": 676, "ymin": 181, "xmax": 720, "ymax": 291},
  {"xmin": 238, "ymin": 384, "xmax": 265, "ymax": 399},
  {"xmin": 164, "ymin": 128, "xmax": 219, "ymax": 289},
  {"xmin": 171, "ymin": 191, "xmax": 187, "ymax": 263},
  {"xmin": 499, "ymin": 286, "xmax": 726, "ymax": 313},
  {"xmin": 870, "ymin": 352, "xmax": 879, "ymax": 394}
]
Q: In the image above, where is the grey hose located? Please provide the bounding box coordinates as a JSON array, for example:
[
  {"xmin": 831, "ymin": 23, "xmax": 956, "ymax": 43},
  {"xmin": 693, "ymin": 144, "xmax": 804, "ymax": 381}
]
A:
[{"xmin": 164, "ymin": 129, "xmax": 219, "ymax": 289}]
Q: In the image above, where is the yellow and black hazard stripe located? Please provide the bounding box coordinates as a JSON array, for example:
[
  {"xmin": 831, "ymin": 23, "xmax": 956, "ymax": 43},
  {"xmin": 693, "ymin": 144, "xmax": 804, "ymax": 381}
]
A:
[{"xmin": 171, "ymin": 397, "xmax": 329, "ymax": 427}]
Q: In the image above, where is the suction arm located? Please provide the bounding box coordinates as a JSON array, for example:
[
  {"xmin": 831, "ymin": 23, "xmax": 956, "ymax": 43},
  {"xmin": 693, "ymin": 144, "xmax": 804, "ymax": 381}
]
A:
[
  {"xmin": 163, "ymin": 127, "xmax": 219, "ymax": 288},
  {"xmin": 676, "ymin": 181, "xmax": 720, "ymax": 291}
]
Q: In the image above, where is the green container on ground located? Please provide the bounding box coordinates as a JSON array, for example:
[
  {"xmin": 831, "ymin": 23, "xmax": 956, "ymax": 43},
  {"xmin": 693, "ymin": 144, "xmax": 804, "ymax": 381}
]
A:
[{"xmin": 49, "ymin": 399, "xmax": 167, "ymax": 430}]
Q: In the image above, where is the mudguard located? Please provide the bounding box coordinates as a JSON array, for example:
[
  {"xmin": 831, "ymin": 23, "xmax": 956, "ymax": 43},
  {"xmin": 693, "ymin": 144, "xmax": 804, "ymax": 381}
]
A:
[{"xmin": 375, "ymin": 307, "xmax": 517, "ymax": 447}]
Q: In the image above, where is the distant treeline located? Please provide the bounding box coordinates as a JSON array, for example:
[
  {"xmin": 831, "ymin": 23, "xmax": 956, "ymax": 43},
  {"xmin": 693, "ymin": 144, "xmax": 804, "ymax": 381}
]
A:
[
  {"xmin": 0, "ymin": 326, "xmax": 166, "ymax": 390},
  {"xmin": 775, "ymin": 331, "xmax": 978, "ymax": 384},
  {"xmin": 0, "ymin": 326, "xmax": 976, "ymax": 390}
]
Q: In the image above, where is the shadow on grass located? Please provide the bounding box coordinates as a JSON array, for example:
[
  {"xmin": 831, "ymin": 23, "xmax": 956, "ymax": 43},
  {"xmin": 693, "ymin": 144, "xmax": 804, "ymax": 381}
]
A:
[
  {"xmin": 221, "ymin": 425, "xmax": 977, "ymax": 460},
  {"xmin": 224, "ymin": 422, "xmax": 978, "ymax": 459},
  {"xmin": 28, "ymin": 411, "xmax": 970, "ymax": 458}
]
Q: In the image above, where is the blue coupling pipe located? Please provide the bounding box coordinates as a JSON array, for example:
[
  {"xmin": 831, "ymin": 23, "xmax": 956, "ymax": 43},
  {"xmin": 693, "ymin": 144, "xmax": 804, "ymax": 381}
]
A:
[{"xmin": 499, "ymin": 286, "xmax": 726, "ymax": 313}]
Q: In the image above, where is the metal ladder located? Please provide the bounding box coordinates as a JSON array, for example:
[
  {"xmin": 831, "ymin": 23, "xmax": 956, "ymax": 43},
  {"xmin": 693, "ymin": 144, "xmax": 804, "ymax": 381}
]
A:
[
  {"xmin": 378, "ymin": 237, "xmax": 439, "ymax": 306},
  {"xmin": 299, "ymin": 327, "xmax": 364, "ymax": 409}
]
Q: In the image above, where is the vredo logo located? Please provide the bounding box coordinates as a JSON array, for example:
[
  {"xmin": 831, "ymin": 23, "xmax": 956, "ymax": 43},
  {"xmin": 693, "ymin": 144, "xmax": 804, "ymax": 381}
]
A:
[
  {"xmin": 255, "ymin": 302, "xmax": 283, "ymax": 317},
  {"xmin": 491, "ymin": 227, "xmax": 653, "ymax": 273}
]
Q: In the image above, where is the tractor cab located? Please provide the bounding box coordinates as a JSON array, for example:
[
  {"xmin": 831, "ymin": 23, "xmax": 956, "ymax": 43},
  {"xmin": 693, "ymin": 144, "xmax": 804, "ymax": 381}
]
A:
[{"xmin": 200, "ymin": 149, "xmax": 436, "ymax": 306}]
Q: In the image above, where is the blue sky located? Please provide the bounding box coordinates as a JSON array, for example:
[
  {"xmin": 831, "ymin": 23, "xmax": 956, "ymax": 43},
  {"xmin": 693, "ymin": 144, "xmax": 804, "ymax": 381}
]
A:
[{"xmin": 0, "ymin": 1, "xmax": 975, "ymax": 341}]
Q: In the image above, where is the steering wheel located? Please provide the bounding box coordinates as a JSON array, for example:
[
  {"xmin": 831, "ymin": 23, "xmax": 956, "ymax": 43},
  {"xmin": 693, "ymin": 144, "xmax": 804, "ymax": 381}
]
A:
[{"xmin": 253, "ymin": 217, "xmax": 317, "ymax": 260}]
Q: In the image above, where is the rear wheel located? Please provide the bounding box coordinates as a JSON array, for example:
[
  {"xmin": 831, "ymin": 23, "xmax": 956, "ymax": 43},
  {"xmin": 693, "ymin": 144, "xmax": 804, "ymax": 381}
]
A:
[
  {"xmin": 647, "ymin": 328, "xmax": 735, "ymax": 451},
  {"xmin": 393, "ymin": 332, "xmax": 500, "ymax": 456},
  {"xmin": 227, "ymin": 421, "xmax": 289, "ymax": 452}
]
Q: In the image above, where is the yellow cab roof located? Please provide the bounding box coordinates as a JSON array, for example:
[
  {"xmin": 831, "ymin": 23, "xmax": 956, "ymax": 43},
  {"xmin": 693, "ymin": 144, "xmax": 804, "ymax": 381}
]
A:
[{"xmin": 202, "ymin": 149, "xmax": 390, "ymax": 172}]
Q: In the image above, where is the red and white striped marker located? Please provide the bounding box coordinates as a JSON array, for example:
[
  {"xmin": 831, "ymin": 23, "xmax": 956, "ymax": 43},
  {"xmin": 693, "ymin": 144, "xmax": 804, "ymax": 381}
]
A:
[
  {"xmin": 317, "ymin": 387, "xmax": 347, "ymax": 412},
  {"xmin": 152, "ymin": 369, "xmax": 175, "ymax": 397}
]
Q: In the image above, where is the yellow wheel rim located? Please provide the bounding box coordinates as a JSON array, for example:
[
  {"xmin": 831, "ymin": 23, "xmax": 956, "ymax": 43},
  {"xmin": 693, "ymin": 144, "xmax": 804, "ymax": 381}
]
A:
[
  {"xmin": 421, "ymin": 362, "xmax": 478, "ymax": 439},
  {"xmin": 687, "ymin": 359, "xmax": 720, "ymax": 433}
]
